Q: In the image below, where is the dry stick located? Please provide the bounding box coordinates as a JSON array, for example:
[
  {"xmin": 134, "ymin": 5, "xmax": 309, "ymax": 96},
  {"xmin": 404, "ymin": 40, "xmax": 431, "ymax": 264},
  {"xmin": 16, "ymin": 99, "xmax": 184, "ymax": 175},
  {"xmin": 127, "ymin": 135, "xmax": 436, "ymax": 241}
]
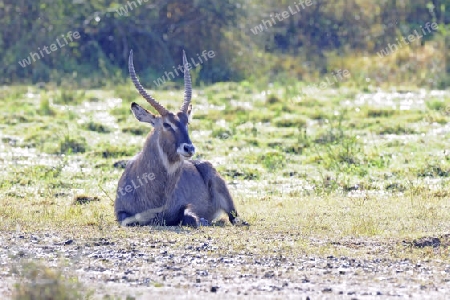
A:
[{"xmin": 98, "ymin": 182, "xmax": 114, "ymax": 204}]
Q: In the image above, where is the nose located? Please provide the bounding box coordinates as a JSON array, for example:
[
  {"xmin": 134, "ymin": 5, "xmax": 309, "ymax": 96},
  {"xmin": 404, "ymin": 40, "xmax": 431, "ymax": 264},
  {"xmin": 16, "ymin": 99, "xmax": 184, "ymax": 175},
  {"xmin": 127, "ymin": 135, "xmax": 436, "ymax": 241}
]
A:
[
  {"xmin": 184, "ymin": 144, "xmax": 195, "ymax": 154},
  {"xmin": 178, "ymin": 143, "xmax": 195, "ymax": 157}
]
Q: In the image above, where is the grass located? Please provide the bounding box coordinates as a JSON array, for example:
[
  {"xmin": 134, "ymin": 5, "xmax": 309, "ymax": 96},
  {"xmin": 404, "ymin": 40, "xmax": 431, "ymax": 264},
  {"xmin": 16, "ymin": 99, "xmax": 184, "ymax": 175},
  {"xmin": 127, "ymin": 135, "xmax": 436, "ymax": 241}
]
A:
[
  {"xmin": 0, "ymin": 83, "xmax": 449, "ymax": 296},
  {"xmin": 12, "ymin": 262, "xmax": 87, "ymax": 300}
]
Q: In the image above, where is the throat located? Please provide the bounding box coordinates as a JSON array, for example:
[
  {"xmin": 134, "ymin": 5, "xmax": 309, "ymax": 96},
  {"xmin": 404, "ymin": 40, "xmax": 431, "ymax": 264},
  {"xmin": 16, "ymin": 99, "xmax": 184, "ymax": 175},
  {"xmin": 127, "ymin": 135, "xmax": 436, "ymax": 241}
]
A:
[{"xmin": 157, "ymin": 143, "xmax": 182, "ymax": 175}]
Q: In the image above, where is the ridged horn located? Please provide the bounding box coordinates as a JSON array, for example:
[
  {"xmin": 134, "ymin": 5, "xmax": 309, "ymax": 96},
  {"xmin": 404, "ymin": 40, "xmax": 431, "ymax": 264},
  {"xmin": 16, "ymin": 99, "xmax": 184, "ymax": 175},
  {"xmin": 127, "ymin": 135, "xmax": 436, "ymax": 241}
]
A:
[
  {"xmin": 180, "ymin": 50, "xmax": 192, "ymax": 114},
  {"xmin": 128, "ymin": 50, "xmax": 169, "ymax": 116}
]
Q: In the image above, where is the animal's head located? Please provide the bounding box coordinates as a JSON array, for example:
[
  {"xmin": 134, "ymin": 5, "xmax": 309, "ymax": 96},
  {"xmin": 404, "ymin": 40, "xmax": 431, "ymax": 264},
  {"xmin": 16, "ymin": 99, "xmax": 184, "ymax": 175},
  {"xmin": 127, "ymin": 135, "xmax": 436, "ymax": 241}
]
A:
[{"xmin": 128, "ymin": 50, "xmax": 195, "ymax": 161}]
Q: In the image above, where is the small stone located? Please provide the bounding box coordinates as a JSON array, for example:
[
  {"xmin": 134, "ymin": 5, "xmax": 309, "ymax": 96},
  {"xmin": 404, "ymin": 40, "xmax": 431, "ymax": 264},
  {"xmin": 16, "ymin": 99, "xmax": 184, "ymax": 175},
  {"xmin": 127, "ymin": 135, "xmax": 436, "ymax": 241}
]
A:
[{"xmin": 211, "ymin": 286, "xmax": 218, "ymax": 293}]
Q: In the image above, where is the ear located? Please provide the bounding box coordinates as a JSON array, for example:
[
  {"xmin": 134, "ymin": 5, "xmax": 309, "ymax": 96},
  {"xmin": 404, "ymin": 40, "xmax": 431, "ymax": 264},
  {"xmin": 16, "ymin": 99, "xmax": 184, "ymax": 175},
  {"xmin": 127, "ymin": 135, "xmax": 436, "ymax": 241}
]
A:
[
  {"xmin": 131, "ymin": 102, "xmax": 157, "ymax": 125},
  {"xmin": 187, "ymin": 104, "xmax": 193, "ymax": 123}
]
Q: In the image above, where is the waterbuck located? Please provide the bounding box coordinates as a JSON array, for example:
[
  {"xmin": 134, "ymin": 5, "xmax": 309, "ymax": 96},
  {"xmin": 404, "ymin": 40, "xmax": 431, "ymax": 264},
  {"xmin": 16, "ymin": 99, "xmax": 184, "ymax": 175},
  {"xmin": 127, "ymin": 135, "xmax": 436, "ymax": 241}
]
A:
[{"xmin": 114, "ymin": 50, "xmax": 246, "ymax": 227}]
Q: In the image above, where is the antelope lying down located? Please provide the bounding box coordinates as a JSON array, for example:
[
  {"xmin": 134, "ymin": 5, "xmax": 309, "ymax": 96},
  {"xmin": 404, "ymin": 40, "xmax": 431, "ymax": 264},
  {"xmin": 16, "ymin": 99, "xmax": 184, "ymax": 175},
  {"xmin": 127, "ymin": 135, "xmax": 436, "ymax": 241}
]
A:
[{"xmin": 114, "ymin": 50, "xmax": 247, "ymax": 227}]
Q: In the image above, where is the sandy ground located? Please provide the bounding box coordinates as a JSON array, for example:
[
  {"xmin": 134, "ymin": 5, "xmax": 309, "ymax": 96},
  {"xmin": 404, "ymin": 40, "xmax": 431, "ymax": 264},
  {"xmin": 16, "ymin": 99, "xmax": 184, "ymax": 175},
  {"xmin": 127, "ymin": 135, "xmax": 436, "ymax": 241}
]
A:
[{"xmin": 1, "ymin": 231, "xmax": 449, "ymax": 299}]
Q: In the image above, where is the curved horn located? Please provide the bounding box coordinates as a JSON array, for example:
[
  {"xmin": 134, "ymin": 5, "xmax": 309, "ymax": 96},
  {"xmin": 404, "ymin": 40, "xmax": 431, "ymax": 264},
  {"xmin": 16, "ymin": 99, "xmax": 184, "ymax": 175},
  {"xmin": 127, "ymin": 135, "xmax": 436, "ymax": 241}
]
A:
[
  {"xmin": 128, "ymin": 50, "xmax": 169, "ymax": 116},
  {"xmin": 180, "ymin": 50, "xmax": 192, "ymax": 114}
]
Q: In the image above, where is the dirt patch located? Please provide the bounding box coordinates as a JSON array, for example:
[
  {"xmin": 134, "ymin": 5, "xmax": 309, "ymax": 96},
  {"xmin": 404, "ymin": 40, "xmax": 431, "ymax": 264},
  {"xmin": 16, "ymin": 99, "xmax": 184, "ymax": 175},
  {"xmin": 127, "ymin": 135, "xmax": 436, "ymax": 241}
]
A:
[
  {"xmin": 1, "ymin": 231, "xmax": 450, "ymax": 299},
  {"xmin": 73, "ymin": 195, "xmax": 101, "ymax": 205},
  {"xmin": 405, "ymin": 234, "xmax": 450, "ymax": 249}
]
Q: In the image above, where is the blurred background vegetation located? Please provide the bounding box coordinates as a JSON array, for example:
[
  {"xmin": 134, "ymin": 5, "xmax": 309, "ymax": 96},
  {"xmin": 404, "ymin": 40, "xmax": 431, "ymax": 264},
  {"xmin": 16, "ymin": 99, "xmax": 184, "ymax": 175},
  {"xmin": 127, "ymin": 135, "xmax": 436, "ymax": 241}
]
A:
[{"xmin": 0, "ymin": 0, "xmax": 449, "ymax": 88}]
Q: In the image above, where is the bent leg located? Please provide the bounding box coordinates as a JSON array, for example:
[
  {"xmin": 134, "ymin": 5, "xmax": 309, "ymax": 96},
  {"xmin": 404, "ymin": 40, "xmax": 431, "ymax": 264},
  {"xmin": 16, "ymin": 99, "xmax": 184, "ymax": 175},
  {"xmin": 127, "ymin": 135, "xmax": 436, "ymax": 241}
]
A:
[
  {"xmin": 212, "ymin": 177, "xmax": 249, "ymax": 226},
  {"xmin": 181, "ymin": 207, "xmax": 210, "ymax": 227},
  {"xmin": 192, "ymin": 160, "xmax": 247, "ymax": 225}
]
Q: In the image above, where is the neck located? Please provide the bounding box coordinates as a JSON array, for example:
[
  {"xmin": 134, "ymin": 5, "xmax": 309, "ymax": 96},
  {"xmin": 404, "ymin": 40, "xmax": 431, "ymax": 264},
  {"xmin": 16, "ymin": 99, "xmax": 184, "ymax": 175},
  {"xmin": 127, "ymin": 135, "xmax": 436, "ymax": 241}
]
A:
[{"xmin": 134, "ymin": 131, "xmax": 184, "ymax": 204}]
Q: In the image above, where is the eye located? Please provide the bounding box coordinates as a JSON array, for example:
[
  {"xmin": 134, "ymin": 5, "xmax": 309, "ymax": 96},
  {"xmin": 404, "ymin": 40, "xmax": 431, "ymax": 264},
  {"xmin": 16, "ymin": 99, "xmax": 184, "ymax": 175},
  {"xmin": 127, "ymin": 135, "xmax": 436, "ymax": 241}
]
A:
[{"xmin": 163, "ymin": 123, "xmax": 172, "ymax": 130}]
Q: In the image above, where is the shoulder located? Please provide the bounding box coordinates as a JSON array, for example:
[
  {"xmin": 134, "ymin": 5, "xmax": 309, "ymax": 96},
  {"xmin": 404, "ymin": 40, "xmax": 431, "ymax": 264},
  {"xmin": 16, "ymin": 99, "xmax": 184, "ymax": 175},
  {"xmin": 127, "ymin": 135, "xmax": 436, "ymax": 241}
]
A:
[
  {"xmin": 186, "ymin": 159, "xmax": 218, "ymax": 179},
  {"xmin": 188, "ymin": 159, "xmax": 214, "ymax": 169}
]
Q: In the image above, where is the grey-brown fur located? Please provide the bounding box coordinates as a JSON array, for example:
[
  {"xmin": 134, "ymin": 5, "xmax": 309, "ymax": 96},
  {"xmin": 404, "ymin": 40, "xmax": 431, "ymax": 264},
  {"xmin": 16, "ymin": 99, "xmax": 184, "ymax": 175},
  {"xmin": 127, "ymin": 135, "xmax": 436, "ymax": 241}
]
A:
[{"xmin": 114, "ymin": 50, "xmax": 246, "ymax": 227}]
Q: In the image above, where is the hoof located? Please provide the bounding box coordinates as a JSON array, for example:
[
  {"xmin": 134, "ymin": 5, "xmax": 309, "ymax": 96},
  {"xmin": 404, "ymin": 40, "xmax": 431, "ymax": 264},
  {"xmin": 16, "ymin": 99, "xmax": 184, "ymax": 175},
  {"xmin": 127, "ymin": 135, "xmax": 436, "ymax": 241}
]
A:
[
  {"xmin": 232, "ymin": 217, "xmax": 249, "ymax": 226},
  {"xmin": 199, "ymin": 218, "xmax": 210, "ymax": 226}
]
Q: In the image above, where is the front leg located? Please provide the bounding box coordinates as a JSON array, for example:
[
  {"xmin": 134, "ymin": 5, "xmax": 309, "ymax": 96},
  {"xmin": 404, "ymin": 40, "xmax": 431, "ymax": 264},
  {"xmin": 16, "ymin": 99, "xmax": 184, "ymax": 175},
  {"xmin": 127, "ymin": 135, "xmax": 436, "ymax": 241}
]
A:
[
  {"xmin": 117, "ymin": 212, "xmax": 138, "ymax": 226},
  {"xmin": 120, "ymin": 205, "xmax": 167, "ymax": 226},
  {"xmin": 121, "ymin": 214, "xmax": 139, "ymax": 226}
]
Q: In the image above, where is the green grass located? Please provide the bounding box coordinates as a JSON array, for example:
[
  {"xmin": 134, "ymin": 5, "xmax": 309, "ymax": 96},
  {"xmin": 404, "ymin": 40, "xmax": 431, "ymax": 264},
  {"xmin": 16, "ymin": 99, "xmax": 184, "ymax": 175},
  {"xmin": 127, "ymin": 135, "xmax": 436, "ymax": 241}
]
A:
[{"xmin": 0, "ymin": 83, "xmax": 450, "ymax": 296}]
